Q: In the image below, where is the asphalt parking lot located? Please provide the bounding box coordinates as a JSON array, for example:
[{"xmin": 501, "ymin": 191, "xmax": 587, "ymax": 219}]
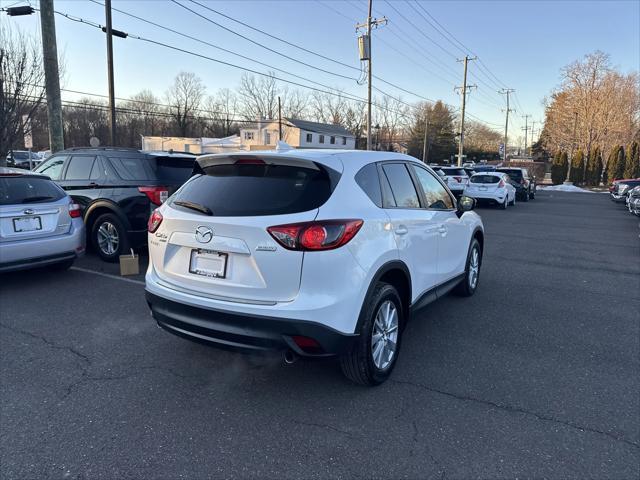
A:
[{"xmin": 1, "ymin": 191, "xmax": 638, "ymax": 479}]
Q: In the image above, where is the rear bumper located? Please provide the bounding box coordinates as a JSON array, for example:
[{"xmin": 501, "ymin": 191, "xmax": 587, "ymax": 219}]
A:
[
  {"xmin": 146, "ymin": 291, "xmax": 358, "ymax": 357},
  {"xmin": 0, "ymin": 221, "xmax": 85, "ymax": 272},
  {"xmin": 463, "ymin": 190, "xmax": 505, "ymax": 204}
]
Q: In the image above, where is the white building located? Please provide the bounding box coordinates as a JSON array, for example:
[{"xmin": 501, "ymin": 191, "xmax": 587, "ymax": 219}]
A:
[{"xmin": 240, "ymin": 118, "xmax": 356, "ymax": 150}]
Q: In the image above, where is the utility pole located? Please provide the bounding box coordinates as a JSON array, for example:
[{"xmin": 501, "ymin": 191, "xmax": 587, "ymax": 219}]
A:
[
  {"xmin": 530, "ymin": 120, "xmax": 537, "ymax": 155},
  {"xmin": 356, "ymin": 1, "xmax": 386, "ymax": 151},
  {"xmin": 521, "ymin": 114, "xmax": 531, "ymax": 155},
  {"xmin": 104, "ymin": 0, "xmax": 117, "ymax": 146},
  {"xmin": 499, "ymin": 88, "xmax": 515, "ymax": 163},
  {"xmin": 454, "ymin": 55, "xmax": 477, "ymax": 166},
  {"xmin": 278, "ymin": 96, "xmax": 282, "ymax": 141},
  {"xmin": 422, "ymin": 113, "xmax": 429, "ymax": 163},
  {"xmin": 39, "ymin": 0, "xmax": 64, "ymax": 153},
  {"xmin": 564, "ymin": 111, "xmax": 578, "ymax": 184}
]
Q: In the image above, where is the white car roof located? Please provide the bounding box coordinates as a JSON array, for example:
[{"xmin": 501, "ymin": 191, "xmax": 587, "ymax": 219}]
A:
[{"xmin": 471, "ymin": 171, "xmax": 504, "ymax": 177}]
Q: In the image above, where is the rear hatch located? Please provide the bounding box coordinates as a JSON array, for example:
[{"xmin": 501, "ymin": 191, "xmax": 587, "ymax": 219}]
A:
[
  {"xmin": 0, "ymin": 174, "xmax": 71, "ymax": 243},
  {"xmin": 468, "ymin": 174, "xmax": 501, "ymax": 192},
  {"xmin": 150, "ymin": 154, "xmax": 341, "ymax": 303},
  {"xmin": 442, "ymin": 168, "xmax": 468, "ymax": 187}
]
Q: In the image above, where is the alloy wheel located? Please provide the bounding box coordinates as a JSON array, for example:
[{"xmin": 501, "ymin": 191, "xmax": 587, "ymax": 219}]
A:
[
  {"xmin": 371, "ymin": 300, "xmax": 399, "ymax": 370},
  {"xmin": 97, "ymin": 221, "xmax": 120, "ymax": 256},
  {"xmin": 469, "ymin": 246, "xmax": 480, "ymax": 289}
]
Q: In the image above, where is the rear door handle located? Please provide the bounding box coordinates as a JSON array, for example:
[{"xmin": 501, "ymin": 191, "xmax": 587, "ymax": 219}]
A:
[{"xmin": 394, "ymin": 225, "xmax": 408, "ymax": 236}]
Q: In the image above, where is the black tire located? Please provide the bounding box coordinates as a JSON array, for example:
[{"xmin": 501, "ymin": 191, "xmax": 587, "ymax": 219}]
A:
[
  {"xmin": 509, "ymin": 195, "xmax": 516, "ymax": 206},
  {"xmin": 522, "ymin": 190, "xmax": 529, "ymax": 202},
  {"xmin": 49, "ymin": 258, "xmax": 74, "ymax": 271},
  {"xmin": 454, "ymin": 238, "xmax": 482, "ymax": 297},
  {"xmin": 529, "ymin": 189, "xmax": 536, "ymax": 200},
  {"xmin": 340, "ymin": 282, "xmax": 404, "ymax": 386},
  {"xmin": 500, "ymin": 197, "xmax": 507, "ymax": 210},
  {"xmin": 91, "ymin": 213, "xmax": 129, "ymax": 262}
]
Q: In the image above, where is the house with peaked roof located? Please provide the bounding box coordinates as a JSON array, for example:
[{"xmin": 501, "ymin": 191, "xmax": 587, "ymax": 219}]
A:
[{"xmin": 240, "ymin": 118, "xmax": 356, "ymax": 150}]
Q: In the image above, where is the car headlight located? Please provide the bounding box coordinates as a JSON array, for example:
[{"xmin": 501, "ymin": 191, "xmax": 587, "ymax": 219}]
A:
[{"xmin": 619, "ymin": 184, "xmax": 629, "ymax": 194}]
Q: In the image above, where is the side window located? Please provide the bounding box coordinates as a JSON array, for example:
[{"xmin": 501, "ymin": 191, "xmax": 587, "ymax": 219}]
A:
[
  {"xmin": 36, "ymin": 156, "xmax": 67, "ymax": 180},
  {"xmin": 64, "ymin": 156, "xmax": 96, "ymax": 180},
  {"xmin": 108, "ymin": 157, "xmax": 150, "ymax": 180},
  {"xmin": 382, "ymin": 163, "xmax": 420, "ymax": 209},
  {"xmin": 355, "ymin": 163, "xmax": 382, "ymax": 207},
  {"xmin": 411, "ymin": 166, "xmax": 454, "ymax": 210},
  {"xmin": 89, "ymin": 158, "xmax": 104, "ymax": 180}
]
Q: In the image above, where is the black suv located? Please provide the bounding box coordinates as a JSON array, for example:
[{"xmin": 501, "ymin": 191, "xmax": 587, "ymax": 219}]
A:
[
  {"xmin": 496, "ymin": 167, "xmax": 536, "ymax": 201},
  {"xmin": 34, "ymin": 147, "xmax": 196, "ymax": 261}
]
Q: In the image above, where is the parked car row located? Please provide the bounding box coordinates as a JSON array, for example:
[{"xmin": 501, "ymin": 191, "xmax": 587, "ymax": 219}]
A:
[
  {"xmin": 609, "ymin": 177, "xmax": 640, "ymax": 216},
  {"xmin": 431, "ymin": 165, "xmax": 536, "ymax": 209}
]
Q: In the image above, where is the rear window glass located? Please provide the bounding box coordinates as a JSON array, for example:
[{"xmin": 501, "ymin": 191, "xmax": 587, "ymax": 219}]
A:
[
  {"xmin": 442, "ymin": 168, "xmax": 466, "ymax": 176},
  {"xmin": 0, "ymin": 176, "xmax": 65, "ymax": 205},
  {"xmin": 148, "ymin": 156, "xmax": 196, "ymax": 184},
  {"xmin": 471, "ymin": 175, "xmax": 501, "ymax": 184},
  {"xmin": 355, "ymin": 163, "xmax": 382, "ymax": 207},
  {"xmin": 382, "ymin": 163, "xmax": 420, "ymax": 208},
  {"xmin": 498, "ymin": 169, "xmax": 523, "ymax": 179},
  {"xmin": 173, "ymin": 162, "xmax": 336, "ymax": 216},
  {"xmin": 65, "ymin": 156, "xmax": 96, "ymax": 180},
  {"xmin": 108, "ymin": 156, "xmax": 151, "ymax": 180}
]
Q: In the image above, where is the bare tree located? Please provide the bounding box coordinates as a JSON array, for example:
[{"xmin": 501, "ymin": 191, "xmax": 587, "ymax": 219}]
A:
[
  {"xmin": 280, "ymin": 88, "xmax": 308, "ymax": 119},
  {"xmin": 237, "ymin": 73, "xmax": 278, "ymax": 120},
  {"xmin": 378, "ymin": 95, "xmax": 410, "ymax": 150},
  {"xmin": 0, "ymin": 23, "xmax": 46, "ymax": 164},
  {"xmin": 166, "ymin": 72, "xmax": 206, "ymax": 137}
]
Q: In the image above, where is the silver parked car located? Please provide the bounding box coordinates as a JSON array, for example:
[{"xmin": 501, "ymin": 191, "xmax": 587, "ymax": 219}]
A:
[{"xmin": 0, "ymin": 168, "xmax": 85, "ymax": 272}]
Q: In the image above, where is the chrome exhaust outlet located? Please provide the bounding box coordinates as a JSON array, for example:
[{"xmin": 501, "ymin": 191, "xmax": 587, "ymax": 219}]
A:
[{"xmin": 284, "ymin": 350, "xmax": 299, "ymax": 365}]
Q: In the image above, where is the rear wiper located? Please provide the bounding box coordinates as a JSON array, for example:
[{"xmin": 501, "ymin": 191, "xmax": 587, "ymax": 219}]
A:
[
  {"xmin": 22, "ymin": 196, "xmax": 55, "ymax": 203},
  {"xmin": 173, "ymin": 200, "xmax": 213, "ymax": 216}
]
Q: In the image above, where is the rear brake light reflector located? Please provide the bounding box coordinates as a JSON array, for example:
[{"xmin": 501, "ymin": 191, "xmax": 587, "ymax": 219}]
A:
[
  {"xmin": 68, "ymin": 201, "xmax": 82, "ymax": 218},
  {"xmin": 291, "ymin": 335, "xmax": 323, "ymax": 354},
  {"xmin": 267, "ymin": 219, "xmax": 363, "ymax": 251},
  {"xmin": 139, "ymin": 186, "xmax": 169, "ymax": 206},
  {"xmin": 148, "ymin": 209, "xmax": 163, "ymax": 233}
]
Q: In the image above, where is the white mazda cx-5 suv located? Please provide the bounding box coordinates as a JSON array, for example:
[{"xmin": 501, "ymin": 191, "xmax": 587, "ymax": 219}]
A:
[{"xmin": 145, "ymin": 149, "xmax": 484, "ymax": 385}]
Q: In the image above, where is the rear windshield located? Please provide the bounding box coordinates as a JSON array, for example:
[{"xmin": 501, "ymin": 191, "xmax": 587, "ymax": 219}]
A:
[
  {"xmin": 471, "ymin": 175, "xmax": 501, "ymax": 184},
  {"xmin": 172, "ymin": 162, "xmax": 336, "ymax": 216},
  {"xmin": 442, "ymin": 168, "xmax": 466, "ymax": 176},
  {"xmin": 498, "ymin": 169, "xmax": 523, "ymax": 179},
  {"xmin": 0, "ymin": 176, "xmax": 65, "ymax": 205}
]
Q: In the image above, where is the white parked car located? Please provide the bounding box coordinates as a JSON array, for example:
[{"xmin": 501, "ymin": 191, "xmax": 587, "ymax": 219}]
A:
[
  {"xmin": 464, "ymin": 172, "xmax": 516, "ymax": 209},
  {"xmin": 0, "ymin": 168, "xmax": 85, "ymax": 272},
  {"xmin": 439, "ymin": 167, "xmax": 469, "ymax": 196},
  {"xmin": 145, "ymin": 150, "xmax": 485, "ymax": 385}
]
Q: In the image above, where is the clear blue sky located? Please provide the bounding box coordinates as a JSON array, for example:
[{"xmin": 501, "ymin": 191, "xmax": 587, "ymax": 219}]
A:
[{"xmin": 2, "ymin": 0, "xmax": 639, "ymax": 143}]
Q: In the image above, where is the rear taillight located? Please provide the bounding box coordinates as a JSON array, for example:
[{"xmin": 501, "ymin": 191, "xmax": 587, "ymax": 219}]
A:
[
  {"xmin": 68, "ymin": 200, "xmax": 82, "ymax": 218},
  {"xmin": 454, "ymin": 176, "xmax": 462, "ymax": 183},
  {"xmin": 148, "ymin": 209, "xmax": 163, "ymax": 233},
  {"xmin": 139, "ymin": 186, "xmax": 169, "ymax": 206},
  {"xmin": 498, "ymin": 180, "xmax": 505, "ymax": 188},
  {"xmin": 267, "ymin": 219, "xmax": 363, "ymax": 251}
]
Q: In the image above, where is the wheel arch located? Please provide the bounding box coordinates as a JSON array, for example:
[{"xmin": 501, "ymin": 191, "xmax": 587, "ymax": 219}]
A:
[
  {"xmin": 472, "ymin": 227, "xmax": 484, "ymax": 256},
  {"xmin": 357, "ymin": 260, "xmax": 412, "ymax": 332},
  {"xmin": 84, "ymin": 201, "xmax": 131, "ymax": 233}
]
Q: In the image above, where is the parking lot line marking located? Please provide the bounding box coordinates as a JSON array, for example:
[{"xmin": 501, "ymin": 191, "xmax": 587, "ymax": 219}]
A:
[{"xmin": 70, "ymin": 266, "xmax": 145, "ymax": 286}]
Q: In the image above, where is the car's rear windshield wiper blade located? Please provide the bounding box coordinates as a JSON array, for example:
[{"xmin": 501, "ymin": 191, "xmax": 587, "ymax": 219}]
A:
[
  {"xmin": 173, "ymin": 200, "xmax": 213, "ymax": 216},
  {"xmin": 22, "ymin": 196, "xmax": 56, "ymax": 203}
]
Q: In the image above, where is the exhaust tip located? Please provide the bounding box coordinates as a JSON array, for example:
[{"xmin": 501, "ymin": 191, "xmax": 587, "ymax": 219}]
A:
[{"xmin": 284, "ymin": 350, "xmax": 298, "ymax": 365}]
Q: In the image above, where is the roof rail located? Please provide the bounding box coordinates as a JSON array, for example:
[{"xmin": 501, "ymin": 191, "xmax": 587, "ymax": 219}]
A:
[{"xmin": 63, "ymin": 146, "xmax": 141, "ymax": 152}]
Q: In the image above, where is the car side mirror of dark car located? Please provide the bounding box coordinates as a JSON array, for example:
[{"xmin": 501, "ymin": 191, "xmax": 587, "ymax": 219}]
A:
[{"xmin": 457, "ymin": 195, "xmax": 475, "ymax": 217}]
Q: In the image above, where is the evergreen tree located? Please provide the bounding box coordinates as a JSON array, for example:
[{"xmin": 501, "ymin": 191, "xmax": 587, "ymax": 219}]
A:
[
  {"xmin": 551, "ymin": 150, "xmax": 568, "ymax": 184},
  {"xmin": 585, "ymin": 148, "xmax": 599, "ymax": 185},
  {"xmin": 613, "ymin": 145, "xmax": 626, "ymax": 180},
  {"xmin": 595, "ymin": 149, "xmax": 604, "ymax": 186},
  {"xmin": 623, "ymin": 141, "xmax": 639, "ymax": 179},
  {"xmin": 570, "ymin": 149, "xmax": 585, "ymax": 184},
  {"xmin": 604, "ymin": 146, "xmax": 619, "ymax": 185}
]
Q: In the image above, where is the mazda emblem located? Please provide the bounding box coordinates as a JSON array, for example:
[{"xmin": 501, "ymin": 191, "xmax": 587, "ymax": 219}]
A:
[{"xmin": 195, "ymin": 226, "xmax": 213, "ymax": 243}]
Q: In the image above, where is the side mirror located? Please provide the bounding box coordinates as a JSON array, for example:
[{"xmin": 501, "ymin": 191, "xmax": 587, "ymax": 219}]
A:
[{"xmin": 457, "ymin": 195, "xmax": 475, "ymax": 216}]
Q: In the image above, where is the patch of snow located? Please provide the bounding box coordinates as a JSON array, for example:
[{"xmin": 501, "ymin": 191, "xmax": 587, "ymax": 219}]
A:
[{"xmin": 538, "ymin": 185, "xmax": 598, "ymax": 193}]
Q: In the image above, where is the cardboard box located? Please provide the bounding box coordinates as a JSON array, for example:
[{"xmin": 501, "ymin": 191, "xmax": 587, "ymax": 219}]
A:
[{"xmin": 119, "ymin": 250, "xmax": 139, "ymax": 276}]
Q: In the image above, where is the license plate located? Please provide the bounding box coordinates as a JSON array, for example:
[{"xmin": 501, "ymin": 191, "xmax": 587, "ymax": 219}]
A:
[
  {"xmin": 189, "ymin": 249, "xmax": 228, "ymax": 279},
  {"xmin": 13, "ymin": 216, "xmax": 42, "ymax": 232},
  {"xmin": 479, "ymin": 186, "xmax": 488, "ymax": 191}
]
